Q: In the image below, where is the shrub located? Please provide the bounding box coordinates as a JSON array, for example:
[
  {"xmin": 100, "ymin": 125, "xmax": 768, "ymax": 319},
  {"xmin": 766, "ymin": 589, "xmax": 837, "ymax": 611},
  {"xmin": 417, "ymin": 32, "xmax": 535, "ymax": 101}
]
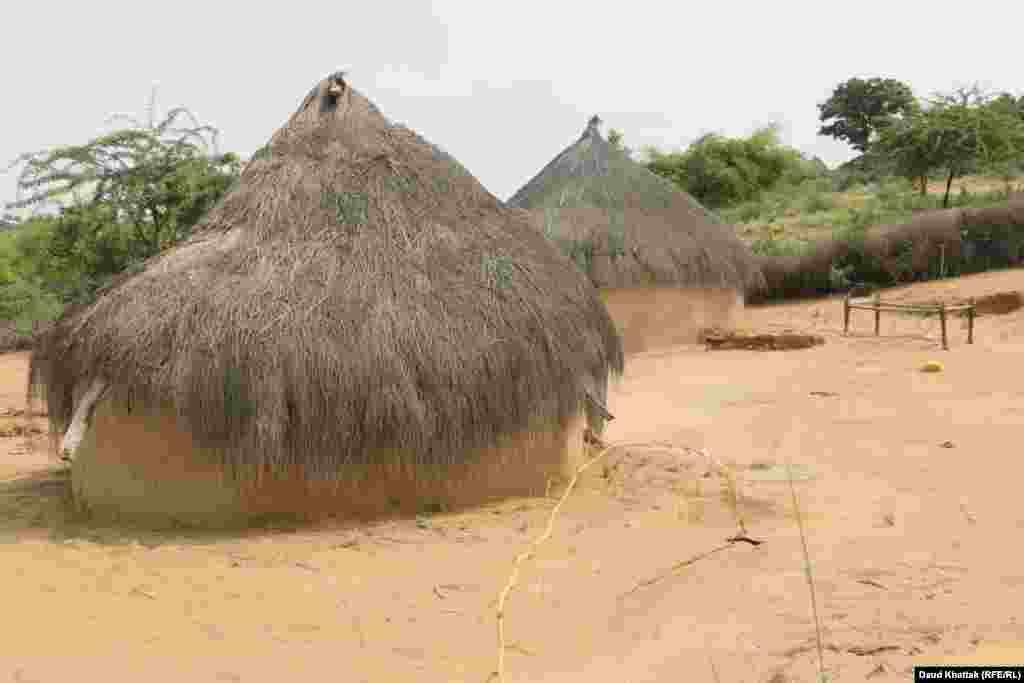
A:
[
  {"xmin": 802, "ymin": 191, "xmax": 835, "ymax": 213},
  {"xmin": 646, "ymin": 125, "xmax": 827, "ymax": 209},
  {"xmin": 750, "ymin": 236, "xmax": 814, "ymax": 258}
]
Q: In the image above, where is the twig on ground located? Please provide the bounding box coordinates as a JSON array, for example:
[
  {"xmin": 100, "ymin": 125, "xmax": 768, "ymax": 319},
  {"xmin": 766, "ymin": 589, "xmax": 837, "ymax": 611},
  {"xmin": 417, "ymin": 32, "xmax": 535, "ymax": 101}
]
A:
[
  {"xmin": 708, "ymin": 652, "xmax": 723, "ymax": 683},
  {"xmin": 621, "ymin": 532, "xmax": 764, "ymax": 598},
  {"xmin": 620, "ymin": 541, "xmax": 735, "ymax": 598},
  {"xmin": 785, "ymin": 454, "xmax": 827, "ymax": 682}
]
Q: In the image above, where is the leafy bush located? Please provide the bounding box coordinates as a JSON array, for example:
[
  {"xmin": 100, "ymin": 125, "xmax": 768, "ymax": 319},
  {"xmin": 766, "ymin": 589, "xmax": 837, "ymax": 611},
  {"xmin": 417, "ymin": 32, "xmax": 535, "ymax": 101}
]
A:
[
  {"xmin": 0, "ymin": 277, "xmax": 62, "ymax": 335},
  {"xmin": 728, "ymin": 201, "xmax": 767, "ymax": 224},
  {"xmin": 801, "ymin": 191, "xmax": 836, "ymax": 213},
  {"xmin": 645, "ymin": 125, "xmax": 827, "ymax": 209},
  {"xmin": 750, "ymin": 236, "xmax": 814, "ymax": 258}
]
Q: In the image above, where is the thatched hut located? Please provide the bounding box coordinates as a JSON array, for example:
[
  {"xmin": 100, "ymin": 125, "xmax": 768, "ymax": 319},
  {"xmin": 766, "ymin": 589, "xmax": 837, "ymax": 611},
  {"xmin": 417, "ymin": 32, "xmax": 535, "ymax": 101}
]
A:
[
  {"xmin": 508, "ymin": 116, "xmax": 763, "ymax": 355},
  {"xmin": 29, "ymin": 72, "xmax": 623, "ymax": 527}
]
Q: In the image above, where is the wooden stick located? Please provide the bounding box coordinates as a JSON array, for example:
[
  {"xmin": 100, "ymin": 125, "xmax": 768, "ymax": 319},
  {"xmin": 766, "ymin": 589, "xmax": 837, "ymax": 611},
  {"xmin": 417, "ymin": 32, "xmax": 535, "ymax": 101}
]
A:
[
  {"xmin": 939, "ymin": 302, "xmax": 948, "ymax": 351},
  {"xmin": 846, "ymin": 303, "xmax": 972, "ymax": 313},
  {"xmin": 843, "ymin": 295, "xmax": 850, "ymax": 335},
  {"xmin": 967, "ymin": 299, "xmax": 975, "ymax": 345},
  {"xmin": 847, "ymin": 302, "xmax": 973, "ymax": 311},
  {"xmin": 873, "ymin": 293, "xmax": 881, "ymax": 336}
]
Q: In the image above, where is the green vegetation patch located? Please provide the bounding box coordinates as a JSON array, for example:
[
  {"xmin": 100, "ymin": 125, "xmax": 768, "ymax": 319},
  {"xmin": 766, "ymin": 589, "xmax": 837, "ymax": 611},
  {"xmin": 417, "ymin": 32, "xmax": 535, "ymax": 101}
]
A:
[
  {"xmin": 481, "ymin": 253, "xmax": 515, "ymax": 289},
  {"xmin": 320, "ymin": 189, "xmax": 369, "ymax": 226}
]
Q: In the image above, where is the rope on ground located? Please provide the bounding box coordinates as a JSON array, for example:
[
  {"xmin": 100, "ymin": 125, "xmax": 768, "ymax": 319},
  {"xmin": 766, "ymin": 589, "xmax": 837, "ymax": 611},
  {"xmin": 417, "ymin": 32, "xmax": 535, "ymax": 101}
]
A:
[{"xmin": 486, "ymin": 439, "xmax": 737, "ymax": 683}]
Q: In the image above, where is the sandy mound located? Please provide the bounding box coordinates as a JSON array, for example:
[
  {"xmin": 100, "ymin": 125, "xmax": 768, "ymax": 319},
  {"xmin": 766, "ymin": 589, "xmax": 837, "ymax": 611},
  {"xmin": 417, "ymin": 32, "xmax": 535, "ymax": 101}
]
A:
[{"xmin": 958, "ymin": 291, "xmax": 1024, "ymax": 316}]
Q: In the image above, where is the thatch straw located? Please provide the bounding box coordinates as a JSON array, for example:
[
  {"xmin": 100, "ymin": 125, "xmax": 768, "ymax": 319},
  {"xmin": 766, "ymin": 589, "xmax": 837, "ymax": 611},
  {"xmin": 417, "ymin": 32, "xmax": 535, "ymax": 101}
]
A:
[
  {"xmin": 873, "ymin": 206, "xmax": 965, "ymax": 277},
  {"xmin": 28, "ymin": 71, "xmax": 624, "ymax": 482},
  {"xmin": 753, "ymin": 236, "xmax": 848, "ymax": 301},
  {"xmin": 508, "ymin": 116, "xmax": 764, "ymax": 292},
  {"xmin": 751, "ymin": 199, "xmax": 1024, "ymax": 301}
]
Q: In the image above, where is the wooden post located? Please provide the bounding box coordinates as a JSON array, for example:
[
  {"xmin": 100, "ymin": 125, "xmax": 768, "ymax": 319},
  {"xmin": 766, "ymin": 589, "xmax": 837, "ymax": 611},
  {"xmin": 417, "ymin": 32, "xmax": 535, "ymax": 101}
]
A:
[
  {"xmin": 843, "ymin": 295, "xmax": 851, "ymax": 335},
  {"xmin": 873, "ymin": 293, "xmax": 881, "ymax": 336},
  {"xmin": 967, "ymin": 299, "xmax": 975, "ymax": 345},
  {"xmin": 62, "ymin": 377, "xmax": 110, "ymax": 462},
  {"xmin": 939, "ymin": 302, "xmax": 948, "ymax": 350}
]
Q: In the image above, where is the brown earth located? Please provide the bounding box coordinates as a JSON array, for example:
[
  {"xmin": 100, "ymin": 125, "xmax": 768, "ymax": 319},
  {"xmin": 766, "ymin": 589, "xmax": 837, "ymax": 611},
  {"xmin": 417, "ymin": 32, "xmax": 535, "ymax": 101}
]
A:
[{"xmin": 2, "ymin": 268, "xmax": 1024, "ymax": 682}]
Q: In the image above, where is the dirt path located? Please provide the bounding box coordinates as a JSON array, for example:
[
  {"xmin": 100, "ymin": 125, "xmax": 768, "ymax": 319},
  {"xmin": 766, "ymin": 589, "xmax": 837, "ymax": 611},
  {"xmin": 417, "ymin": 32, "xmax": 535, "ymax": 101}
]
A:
[{"xmin": 2, "ymin": 269, "xmax": 1024, "ymax": 682}]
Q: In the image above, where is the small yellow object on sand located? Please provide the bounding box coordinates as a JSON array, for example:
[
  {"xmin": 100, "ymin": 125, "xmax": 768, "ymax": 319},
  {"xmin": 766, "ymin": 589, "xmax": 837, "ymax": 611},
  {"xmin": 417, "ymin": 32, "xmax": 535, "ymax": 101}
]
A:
[{"xmin": 921, "ymin": 360, "xmax": 944, "ymax": 373}]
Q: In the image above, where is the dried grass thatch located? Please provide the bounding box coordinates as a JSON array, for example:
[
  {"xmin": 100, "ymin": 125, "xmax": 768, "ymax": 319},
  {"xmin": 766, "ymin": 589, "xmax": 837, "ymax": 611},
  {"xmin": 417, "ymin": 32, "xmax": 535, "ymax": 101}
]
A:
[
  {"xmin": 28, "ymin": 72, "xmax": 624, "ymax": 485},
  {"xmin": 508, "ymin": 116, "xmax": 763, "ymax": 293},
  {"xmin": 871, "ymin": 207, "xmax": 964, "ymax": 276},
  {"xmin": 846, "ymin": 201, "xmax": 1024, "ymax": 281},
  {"xmin": 751, "ymin": 199, "xmax": 1024, "ymax": 302},
  {"xmin": 753, "ymin": 236, "xmax": 847, "ymax": 301}
]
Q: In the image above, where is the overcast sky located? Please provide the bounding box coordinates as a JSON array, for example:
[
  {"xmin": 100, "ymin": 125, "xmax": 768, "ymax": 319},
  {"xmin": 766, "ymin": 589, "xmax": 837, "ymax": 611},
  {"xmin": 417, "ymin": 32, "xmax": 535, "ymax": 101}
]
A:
[{"xmin": 2, "ymin": 1, "xmax": 1020, "ymax": 213}]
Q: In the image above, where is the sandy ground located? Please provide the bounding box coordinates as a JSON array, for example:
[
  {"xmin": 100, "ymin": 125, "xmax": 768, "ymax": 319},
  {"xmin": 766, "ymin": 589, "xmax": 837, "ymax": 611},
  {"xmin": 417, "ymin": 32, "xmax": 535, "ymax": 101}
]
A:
[{"xmin": 3, "ymin": 268, "xmax": 1024, "ymax": 682}]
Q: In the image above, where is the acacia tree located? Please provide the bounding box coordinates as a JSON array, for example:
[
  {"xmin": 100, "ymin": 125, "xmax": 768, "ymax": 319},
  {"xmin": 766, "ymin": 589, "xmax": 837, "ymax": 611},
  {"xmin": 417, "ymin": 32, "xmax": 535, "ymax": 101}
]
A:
[
  {"xmin": 871, "ymin": 112, "xmax": 942, "ymax": 198},
  {"xmin": 874, "ymin": 85, "xmax": 1024, "ymax": 207},
  {"xmin": 985, "ymin": 91, "xmax": 1024, "ymax": 191},
  {"xmin": 5, "ymin": 88, "xmax": 240, "ymax": 260},
  {"xmin": 818, "ymin": 77, "xmax": 918, "ymax": 153}
]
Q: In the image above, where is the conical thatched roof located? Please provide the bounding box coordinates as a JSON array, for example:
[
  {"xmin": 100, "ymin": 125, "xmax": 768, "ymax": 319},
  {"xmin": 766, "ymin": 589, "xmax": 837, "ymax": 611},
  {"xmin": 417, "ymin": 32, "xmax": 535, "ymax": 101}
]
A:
[
  {"xmin": 508, "ymin": 116, "xmax": 763, "ymax": 291},
  {"xmin": 29, "ymin": 72, "xmax": 623, "ymax": 479}
]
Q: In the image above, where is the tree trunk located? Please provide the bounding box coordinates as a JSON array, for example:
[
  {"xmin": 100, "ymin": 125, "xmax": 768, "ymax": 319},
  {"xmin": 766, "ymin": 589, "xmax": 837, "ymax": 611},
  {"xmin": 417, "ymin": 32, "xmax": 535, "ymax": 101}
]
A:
[
  {"xmin": 147, "ymin": 204, "xmax": 165, "ymax": 256},
  {"xmin": 919, "ymin": 175, "xmax": 928, "ymax": 197},
  {"xmin": 942, "ymin": 169, "xmax": 956, "ymax": 208}
]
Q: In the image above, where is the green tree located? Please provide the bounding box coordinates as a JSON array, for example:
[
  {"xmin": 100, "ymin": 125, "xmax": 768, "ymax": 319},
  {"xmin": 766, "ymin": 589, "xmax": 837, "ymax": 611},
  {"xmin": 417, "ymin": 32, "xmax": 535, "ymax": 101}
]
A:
[
  {"xmin": 38, "ymin": 204, "xmax": 137, "ymax": 303},
  {"xmin": 1, "ymin": 88, "xmax": 240, "ymax": 331},
  {"xmin": 984, "ymin": 91, "xmax": 1024, "ymax": 191},
  {"xmin": 645, "ymin": 124, "xmax": 823, "ymax": 208},
  {"xmin": 874, "ymin": 85, "xmax": 1024, "ymax": 207},
  {"xmin": 988, "ymin": 92, "xmax": 1024, "ymax": 121},
  {"xmin": 871, "ymin": 113, "xmax": 941, "ymax": 198},
  {"xmin": 5, "ymin": 88, "xmax": 240, "ymax": 260},
  {"xmin": 818, "ymin": 77, "xmax": 918, "ymax": 153},
  {"xmin": 0, "ymin": 215, "xmax": 64, "ymax": 333}
]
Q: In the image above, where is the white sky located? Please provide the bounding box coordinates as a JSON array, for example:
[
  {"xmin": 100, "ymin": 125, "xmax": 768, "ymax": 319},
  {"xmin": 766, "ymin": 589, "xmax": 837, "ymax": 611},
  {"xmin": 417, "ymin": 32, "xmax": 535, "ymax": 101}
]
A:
[{"xmin": 2, "ymin": 0, "xmax": 1020, "ymax": 211}]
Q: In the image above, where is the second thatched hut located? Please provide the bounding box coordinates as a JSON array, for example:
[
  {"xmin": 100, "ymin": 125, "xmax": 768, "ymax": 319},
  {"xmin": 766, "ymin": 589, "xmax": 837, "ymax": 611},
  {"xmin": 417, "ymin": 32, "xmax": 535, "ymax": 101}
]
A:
[
  {"xmin": 509, "ymin": 116, "xmax": 763, "ymax": 355},
  {"xmin": 29, "ymin": 72, "xmax": 623, "ymax": 528}
]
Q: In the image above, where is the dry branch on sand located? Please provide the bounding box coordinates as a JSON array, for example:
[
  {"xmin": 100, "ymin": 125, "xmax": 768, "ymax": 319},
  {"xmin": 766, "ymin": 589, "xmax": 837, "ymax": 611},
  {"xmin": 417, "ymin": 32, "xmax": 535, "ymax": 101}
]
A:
[{"xmin": 698, "ymin": 328, "xmax": 825, "ymax": 351}]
